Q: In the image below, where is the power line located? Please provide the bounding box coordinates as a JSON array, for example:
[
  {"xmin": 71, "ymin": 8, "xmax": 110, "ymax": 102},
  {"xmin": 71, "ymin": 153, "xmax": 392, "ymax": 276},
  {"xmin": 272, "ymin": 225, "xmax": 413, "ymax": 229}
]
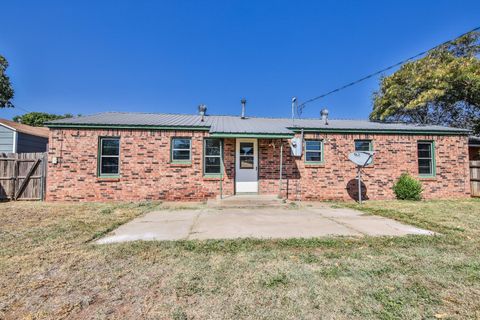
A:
[
  {"xmin": 296, "ymin": 25, "xmax": 480, "ymax": 115},
  {"xmin": 15, "ymin": 105, "xmax": 31, "ymax": 113}
]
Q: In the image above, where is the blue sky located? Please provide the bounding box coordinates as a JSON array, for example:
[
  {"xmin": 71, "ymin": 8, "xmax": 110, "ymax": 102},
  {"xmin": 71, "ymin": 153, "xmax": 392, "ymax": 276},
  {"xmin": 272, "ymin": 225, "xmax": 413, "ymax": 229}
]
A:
[{"xmin": 1, "ymin": 0, "xmax": 479, "ymax": 121}]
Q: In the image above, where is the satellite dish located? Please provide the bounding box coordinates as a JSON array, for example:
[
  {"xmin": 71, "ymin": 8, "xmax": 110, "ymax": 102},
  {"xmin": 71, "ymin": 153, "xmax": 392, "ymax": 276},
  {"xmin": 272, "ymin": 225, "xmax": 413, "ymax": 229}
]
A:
[
  {"xmin": 347, "ymin": 151, "xmax": 374, "ymax": 204},
  {"xmin": 348, "ymin": 152, "xmax": 374, "ymax": 167}
]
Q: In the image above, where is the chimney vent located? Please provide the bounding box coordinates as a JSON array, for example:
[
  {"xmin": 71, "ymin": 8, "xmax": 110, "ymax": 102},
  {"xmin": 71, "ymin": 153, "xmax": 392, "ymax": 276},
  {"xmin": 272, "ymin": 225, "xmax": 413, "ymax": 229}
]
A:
[
  {"xmin": 198, "ymin": 104, "xmax": 207, "ymax": 122},
  {"xmin": 320, "ymin": 108, "xmax": 329, "ymax": 125},
  {"xmin": 241, "ymin": 98, "xmax": 247, "ymax": 119}
]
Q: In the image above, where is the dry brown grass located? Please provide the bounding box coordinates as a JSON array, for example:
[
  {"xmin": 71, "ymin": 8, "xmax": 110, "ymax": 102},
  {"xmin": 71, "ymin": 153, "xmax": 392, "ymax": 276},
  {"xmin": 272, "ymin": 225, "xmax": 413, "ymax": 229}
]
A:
[{"xmin": 1, "ymin": 199, "xmax": 480, "ymax": 319}]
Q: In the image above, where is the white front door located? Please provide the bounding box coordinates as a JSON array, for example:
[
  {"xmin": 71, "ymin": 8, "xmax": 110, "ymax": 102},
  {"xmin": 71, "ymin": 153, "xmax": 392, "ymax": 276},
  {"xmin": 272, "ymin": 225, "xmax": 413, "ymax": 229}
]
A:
[{"xmin": 235, "ymin": 138, "xmax": 258, "ymax": 193}]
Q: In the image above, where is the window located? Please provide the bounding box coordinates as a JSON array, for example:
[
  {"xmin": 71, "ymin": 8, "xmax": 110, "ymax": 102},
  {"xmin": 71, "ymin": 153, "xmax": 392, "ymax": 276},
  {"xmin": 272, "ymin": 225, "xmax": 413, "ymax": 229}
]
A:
[
  {"xmin": 354, "ymin": 140, "xmax": 372, "ymax": 152},
  {"xmin": 204, "ymin": 139, "xmax": 223, "ymax": 175},
  {"xmin": 171, "ymin": 138, "xmax": 191, "ymax": 162},
  {"xmin": 239, "ymin": 142, "xmax": 254, "ymax": 169},
  {"xmin": 418, "ymin": 141, "xmax": 435, "ymax": 176},
  {"xmin": 99, "ymin": 137, "xmax": 120, "ymax": 176},
  {"xmin": 305, "ymin": 140, "xmax": 323, "ymax": 163}
]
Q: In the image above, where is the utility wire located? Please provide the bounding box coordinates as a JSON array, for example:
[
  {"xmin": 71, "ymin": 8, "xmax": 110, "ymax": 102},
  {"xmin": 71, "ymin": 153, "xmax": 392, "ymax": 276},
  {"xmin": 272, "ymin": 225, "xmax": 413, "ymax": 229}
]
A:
[
  {"xmin": 15, "ymin": 105, "xmax": 31, "ymax": 113},
  {"xmin": 296, "ymin": 26, "xmax": 480, "ymax": 114}
]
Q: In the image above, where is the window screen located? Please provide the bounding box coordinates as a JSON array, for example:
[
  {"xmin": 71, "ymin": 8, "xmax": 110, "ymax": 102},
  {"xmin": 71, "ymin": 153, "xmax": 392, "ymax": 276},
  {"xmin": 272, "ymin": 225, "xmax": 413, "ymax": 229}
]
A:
[
  {"xmin": 305, "ymin": 140, "xmax": 323, "ymax": 162},
  {"xmin": 99, "ymin": 137, "xmax": 120, "ymax": 176},
  {"xmin": 418, "ymin": 141, "xmax": 434, "ymax": 176},
  {"xmin": 172, "ymin": 138, "xmax": 191, "ymax": 162},
  {"xmin": 354, "ymin": 140, "xmax": 372, "ymax": 152},
  {"xmin": 204, "ymin": 139, "xmax": 222, "ymax": 174}
]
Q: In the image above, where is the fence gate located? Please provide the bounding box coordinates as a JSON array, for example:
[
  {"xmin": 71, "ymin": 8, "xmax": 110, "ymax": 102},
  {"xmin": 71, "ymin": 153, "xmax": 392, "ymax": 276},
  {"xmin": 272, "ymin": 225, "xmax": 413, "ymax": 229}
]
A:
[
  {"xmin": 0, "ymin": 152, "xmax": 47, "ymax": 201},
  {"xmin": 470, "ymin": 161, "xmax": 480, "ymax": 197}
]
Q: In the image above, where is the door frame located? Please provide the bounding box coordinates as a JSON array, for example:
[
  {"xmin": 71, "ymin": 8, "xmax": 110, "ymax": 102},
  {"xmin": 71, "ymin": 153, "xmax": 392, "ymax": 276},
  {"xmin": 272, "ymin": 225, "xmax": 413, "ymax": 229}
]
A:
[{"xmin": 235, "ymin": 138, "xmax": 259, "ymax": 194}]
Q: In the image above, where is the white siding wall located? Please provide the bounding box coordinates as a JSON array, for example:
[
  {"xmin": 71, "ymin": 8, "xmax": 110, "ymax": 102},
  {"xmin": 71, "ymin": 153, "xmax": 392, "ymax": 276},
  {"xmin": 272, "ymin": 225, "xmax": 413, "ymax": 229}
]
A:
[{"xmin": 0, "ymin": 125, "xmax": 14, "ymax": 153}]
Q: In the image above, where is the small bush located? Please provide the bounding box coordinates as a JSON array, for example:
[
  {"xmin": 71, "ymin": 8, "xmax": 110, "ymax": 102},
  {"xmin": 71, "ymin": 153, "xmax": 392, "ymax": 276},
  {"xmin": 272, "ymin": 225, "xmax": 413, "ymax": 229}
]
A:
[{"xmin": 393, "ymin": 173, "xmax": 423, "ymax": 200}]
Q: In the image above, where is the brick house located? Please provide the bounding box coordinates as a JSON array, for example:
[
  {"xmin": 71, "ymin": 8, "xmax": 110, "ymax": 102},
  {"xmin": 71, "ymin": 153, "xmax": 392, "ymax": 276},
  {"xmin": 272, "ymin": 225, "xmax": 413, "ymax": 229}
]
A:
[{"xmin": 45, "ymin": 111, "xmax": 470, "ymax": 201}]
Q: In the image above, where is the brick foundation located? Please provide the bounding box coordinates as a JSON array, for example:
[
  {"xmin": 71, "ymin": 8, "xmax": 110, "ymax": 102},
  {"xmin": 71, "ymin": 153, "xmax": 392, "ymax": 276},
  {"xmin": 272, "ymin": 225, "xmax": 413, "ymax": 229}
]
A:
[{"xmin": 47, "ymin": 128, "xmax": 470, "ymax": 201}]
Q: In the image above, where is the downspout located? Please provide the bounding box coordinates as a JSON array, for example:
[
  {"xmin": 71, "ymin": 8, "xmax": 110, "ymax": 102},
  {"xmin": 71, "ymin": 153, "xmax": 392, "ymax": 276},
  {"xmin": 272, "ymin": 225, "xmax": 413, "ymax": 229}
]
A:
[
  {"xmin": 296, "ymin": 129, "xmax": 304, "ymax": 201},
  {"xmin": 279, "ymin": 140, "xmax": 283, "ymax": 199},
  {"xmin": 219, "ymin": 141, "xmax": 224, "ymax": 199}
]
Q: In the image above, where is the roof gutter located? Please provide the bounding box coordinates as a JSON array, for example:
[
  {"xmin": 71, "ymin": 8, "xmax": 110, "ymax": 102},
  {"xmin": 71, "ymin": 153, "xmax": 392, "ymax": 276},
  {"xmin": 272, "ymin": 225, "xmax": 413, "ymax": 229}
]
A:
[
  {"xmin": 45, "ymin": 123, "xmax": 211, "ymax": 131},
  {"xmin": 209, "ymin": 132, "xmax": 294, "ymax": 139},
  {"xmin": 289, "ymin": 127, "xmax": 470, "ymax": 135}
]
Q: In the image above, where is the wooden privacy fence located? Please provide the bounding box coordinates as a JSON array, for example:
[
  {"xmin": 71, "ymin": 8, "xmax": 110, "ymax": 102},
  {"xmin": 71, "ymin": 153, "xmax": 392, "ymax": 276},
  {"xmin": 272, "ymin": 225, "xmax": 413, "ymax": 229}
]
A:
[
  {"xmin": 0, "ymin": 152, "xmax": 47, "ymax": 201},
  {"xmin": 471, "ymin": 161, "xmax": 480, "ymax": 197}
]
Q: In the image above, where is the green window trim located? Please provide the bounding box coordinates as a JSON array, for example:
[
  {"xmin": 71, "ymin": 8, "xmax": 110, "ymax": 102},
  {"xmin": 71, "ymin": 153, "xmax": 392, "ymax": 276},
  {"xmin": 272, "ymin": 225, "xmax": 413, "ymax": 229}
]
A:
[
  {"xmin": 171, "ymin": 137, "xmax": 192, "ymax": 163},
  {"xmin": 203, "ymin": 138, "xmax": 224, "ymax": 176},
  {"xmin": 354, "ymin": 139, "xmax": 373, "ymax": 152},
  {"xmin": 354, "ymin": 139, "xmax": 374, "ymax": 165},
  {"xmin": 418, "ymin": 140, "xmax": 436, "ymax": 177},
  {"xmin": 97, "ymin": 136, "xmax": 121, "ymax": 178},
  {"xmin": 304, "ymin": 140, "xmax": 324, "ymax": 164}
]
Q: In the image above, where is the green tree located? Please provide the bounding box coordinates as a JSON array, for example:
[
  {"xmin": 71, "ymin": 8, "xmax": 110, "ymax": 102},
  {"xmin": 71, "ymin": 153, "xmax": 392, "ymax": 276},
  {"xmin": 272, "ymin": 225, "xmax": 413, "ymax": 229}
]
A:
[
  {"xmin": 13, "ymin": 112, "xmax": 74, "ymax": 127},
  {"xmin": 0, "ymin": 54, "xmax": 14, "ymax": 108},
  {"xmin": 370, "ymin": 32, "xmax": 480, "ymax": 133}
]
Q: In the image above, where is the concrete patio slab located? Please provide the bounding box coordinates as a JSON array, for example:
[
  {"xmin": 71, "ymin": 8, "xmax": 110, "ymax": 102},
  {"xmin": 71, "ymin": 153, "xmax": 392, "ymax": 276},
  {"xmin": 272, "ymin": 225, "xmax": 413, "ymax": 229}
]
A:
[
  {"xmin": 334, "ymin": 216, "xmax": 434, "ymax": 236},
  {"xmin": 96, "ymin": 210, "xmax": 198, "ymax": 243},
  {"xmin": 96, "ymin": 204, "xmax": 434, "ymax": 244},
  {"xmin": 189, "ymin": 209, "xmax": 361, "ymax": 240}
]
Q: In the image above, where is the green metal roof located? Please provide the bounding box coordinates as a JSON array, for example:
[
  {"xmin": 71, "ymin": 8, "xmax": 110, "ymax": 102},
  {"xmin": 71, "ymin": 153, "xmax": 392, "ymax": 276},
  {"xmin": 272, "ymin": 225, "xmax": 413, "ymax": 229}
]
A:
[{"xmin": 46, "ymin": 112, "xmax": 471, "ymax": 136}]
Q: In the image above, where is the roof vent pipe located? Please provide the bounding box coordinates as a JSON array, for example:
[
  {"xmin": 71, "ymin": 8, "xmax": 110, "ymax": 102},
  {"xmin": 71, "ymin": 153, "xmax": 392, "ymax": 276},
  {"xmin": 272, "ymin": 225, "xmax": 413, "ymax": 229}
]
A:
[
  {"xmin": 198, "ymin": 104, "xmax": 207, "ymax": 122},
  {"xmin": 241, "ymin": 98, "xmax": 247, "ymax": 119},
  {"xmin": 291, "ymin": 96, "xmax": 297, "ymax": 126},
  {"xmin": 320, "ymin": 108, "xmax": 329, "ymax": 125}
]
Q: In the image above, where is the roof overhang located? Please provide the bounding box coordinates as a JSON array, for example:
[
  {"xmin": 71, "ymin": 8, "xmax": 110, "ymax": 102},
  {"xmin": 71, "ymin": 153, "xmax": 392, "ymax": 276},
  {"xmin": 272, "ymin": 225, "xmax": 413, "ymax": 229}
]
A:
[
  {"xmin": 45, "ymin": 123, "xmax": 469, "ymax": 136},
  {"xmin": 209, "ymin": 132, "xmax": 294, "ymax": 139},
  {"xmin": 0, "ymin": 122, "xmax": 16, "ymax": 132}
]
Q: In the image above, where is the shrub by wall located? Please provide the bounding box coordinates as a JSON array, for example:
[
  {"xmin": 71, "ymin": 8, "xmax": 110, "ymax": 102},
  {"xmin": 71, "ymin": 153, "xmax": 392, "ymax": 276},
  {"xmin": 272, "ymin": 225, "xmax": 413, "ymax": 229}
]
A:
[{"xmin": 393, "ymin": 173, "xmax": 423, "ymax": 200}]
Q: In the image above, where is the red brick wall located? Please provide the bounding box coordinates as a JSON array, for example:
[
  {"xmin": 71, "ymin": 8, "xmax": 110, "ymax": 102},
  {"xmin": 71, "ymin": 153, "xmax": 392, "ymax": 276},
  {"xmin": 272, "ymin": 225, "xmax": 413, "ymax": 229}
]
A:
[
  {"xmin": 47, "ymin": 129, "xmax": 235, "ymax": 201},
  {"xmin": 258, "ymin": 133, "xmax": 470, "ymax": 200},
  {"xmin": 47, "ymin": 128, "xmax": 470, "ymax": 201}
]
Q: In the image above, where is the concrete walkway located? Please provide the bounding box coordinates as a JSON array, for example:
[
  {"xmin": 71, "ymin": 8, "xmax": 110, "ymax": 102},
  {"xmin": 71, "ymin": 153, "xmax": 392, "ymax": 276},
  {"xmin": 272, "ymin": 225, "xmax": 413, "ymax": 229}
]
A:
[{"xmin": 97, "ymin": 204, "xmax": 434, "ymax": 244}]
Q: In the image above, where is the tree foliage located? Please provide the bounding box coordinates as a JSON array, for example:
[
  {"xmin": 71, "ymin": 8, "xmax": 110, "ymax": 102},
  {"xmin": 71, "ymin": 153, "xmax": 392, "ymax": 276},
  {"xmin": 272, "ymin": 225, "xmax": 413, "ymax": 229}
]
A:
[
  {"xmin": 0, "ymin": 54, "xmax": 14, "ymax": 108},
  {"xmin": 13, "ymin": 112, "xmax": 74, "ymax": 127},
  {"xmin": 370, "ymin": 32, "xmax": 480, "ymax": 133}
]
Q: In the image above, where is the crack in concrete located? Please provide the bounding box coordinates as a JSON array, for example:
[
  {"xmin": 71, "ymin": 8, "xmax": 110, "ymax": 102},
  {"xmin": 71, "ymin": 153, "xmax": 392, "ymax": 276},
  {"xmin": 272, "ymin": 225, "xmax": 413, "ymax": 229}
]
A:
[
  {"xmin": 305, "ymin": 207, "xmax": 368, "ymax": 236},
  {"xmin": 185, "ymin": 209, "xmax": 204, "ymax": 240}
]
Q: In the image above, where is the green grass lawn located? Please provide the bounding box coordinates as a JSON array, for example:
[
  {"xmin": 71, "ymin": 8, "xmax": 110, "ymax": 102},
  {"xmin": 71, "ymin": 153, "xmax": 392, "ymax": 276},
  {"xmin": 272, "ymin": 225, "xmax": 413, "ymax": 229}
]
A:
[{"xmin": 0, "ymin": 199, "xmax": 479, "ymax": 319}]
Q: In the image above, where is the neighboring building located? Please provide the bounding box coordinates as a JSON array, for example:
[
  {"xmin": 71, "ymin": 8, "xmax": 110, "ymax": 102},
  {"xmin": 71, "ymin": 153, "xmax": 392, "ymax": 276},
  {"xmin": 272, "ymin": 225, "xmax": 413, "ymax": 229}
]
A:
[
  {"xmin": 469, "ymin": 136, "xmax": 480, "ymax": 160},
  {"xmin": 45, "ymin": 110, "xmax": 470, "ymax": 202},
  {"xmin": 469, "ymin": 136, "xmax": 480, "ymax": 197},
  {"xmin": 0, "ymin": 118, "xmax": 49, "ymax": 153}
]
